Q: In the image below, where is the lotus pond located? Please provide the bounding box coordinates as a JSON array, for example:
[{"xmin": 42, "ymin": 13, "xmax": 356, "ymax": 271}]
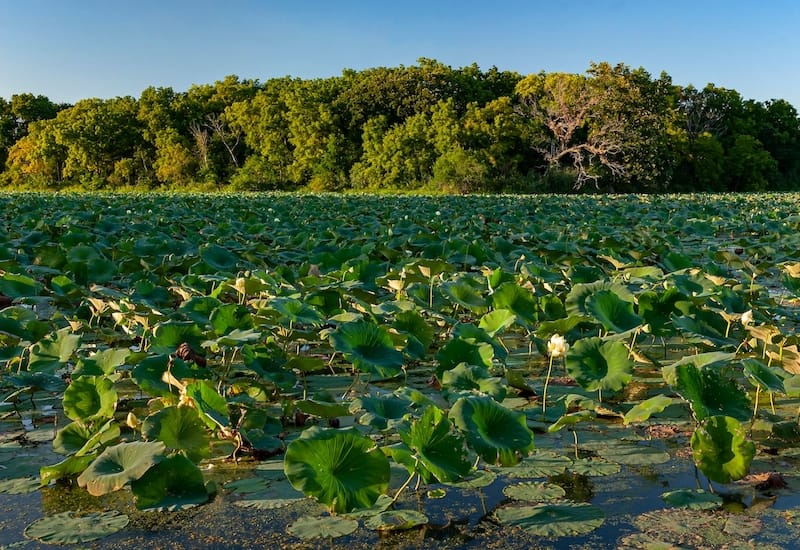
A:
[{"xmin": 4, "ymin": 192, "xmax": 800, "ymax": 549}]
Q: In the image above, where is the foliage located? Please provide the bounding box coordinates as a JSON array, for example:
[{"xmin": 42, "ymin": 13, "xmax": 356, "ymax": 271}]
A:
[
  {"xmin": 0, "ymin": 191, "xmax": 797, "ymax": 540},
  {"xmin": 2, "ymin": 59, "xmax": 799, "ymax": 192}
]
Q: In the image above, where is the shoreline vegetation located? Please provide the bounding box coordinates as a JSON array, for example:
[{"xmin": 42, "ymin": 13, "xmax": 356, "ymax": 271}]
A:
[{"xmin": 0, "ymin": 59, "xmax": 798, "ymax": 194}]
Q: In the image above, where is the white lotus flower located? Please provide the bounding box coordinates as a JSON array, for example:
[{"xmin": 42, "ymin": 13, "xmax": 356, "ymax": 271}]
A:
[
  {"xmin": 741, "ymin": 310, "xmax": 754, "ymax": 326},
  {"xmin": 547, "ymin": 334, "xmax": 568, "ymax": 358}
]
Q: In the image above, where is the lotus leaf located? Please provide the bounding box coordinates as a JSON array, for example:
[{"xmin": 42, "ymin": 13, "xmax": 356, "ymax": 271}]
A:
[
  {"xmin": 184, "ymin": 379, "xmax": 230, "ymax": 429},
  {"xmin": 691, "ymin": 415, "xmax": 756, "ymax": 483},
  {"xmin": 478, "ymin": 308, "xmax": 517, "ymax": 337},
  {"xmin": 284, "ymin": 426, "xmax": 391, "ymax": 513},
  {"xmin": 53, "ymin": 419, "xmax": 120, "ymax": 456},
  {"xmin": 62, "ymin": 375, "xmax": 117, "ymax": 422},
  {"xmin": 350, "ymin": 395, "xmax": 412, "ymax": 430},
  {"xmin": 661, "ymin": 488, "xmax": 723, "ymax": 510},
  {"xmin": 142, "ymin": 405, "xmax": 211, "ymax": 462},
  {"xmin": 77, "ymin": 441, "xmax": 166, "ymax": 496},
  {"xmin": 491, "ymin": 282, "xmax": 538, "ymax": 327},
  {"xmin": 131, "ymin": 453, "xmax": 210, "ymax": 510},
  {"xmin": 585, "ymin": 289, "xmax": 643, "ymax": 333},
  {"xmin": 503, "ymin": 481, "xmax": 566, "ymax": 501},
  {"xmin": 449, "ymin": 395, "xmax": 534, "ymax": 466},
  {"xmin": 329, "ymin": 320, "xmax": 405, "ymax": 378},
  {"xmin": 397, "ymin": 405, "xmax": 471, "ymax": 483},
  {"xmin": 28, "ymin": 327, "xmax": 81, "ymax": 372},
  {"xmin": 435, "ymin": 337, "xmax": 494, "ymax": 378},
  {"xmin": 150, "ymin": 320, "xmax": 204, "ymax": 353},
  {"xmin": 441, "ymin": 362, "xmax": 507, "ymax": 401},
  {"xmin": 663, "ymin": 362, "xmax": 751, "ymax": 422},
  {"xmin": 564, "ymin": 337, "xmax": 633, "ymax": 395},
  {"xmin": 393, "ymin": 309, "xmax": 434, "ymax": 359}
]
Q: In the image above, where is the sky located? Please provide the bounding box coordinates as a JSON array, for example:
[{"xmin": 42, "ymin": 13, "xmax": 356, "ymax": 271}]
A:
[{"xmin": 1, "ymin": 0, "xmax": 798, "ymax": 108}]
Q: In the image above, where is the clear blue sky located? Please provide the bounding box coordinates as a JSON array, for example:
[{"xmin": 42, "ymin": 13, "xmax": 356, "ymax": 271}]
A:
[{"xmin": 1, "ymin": 0, "xmax": 798, "ymax": 108}]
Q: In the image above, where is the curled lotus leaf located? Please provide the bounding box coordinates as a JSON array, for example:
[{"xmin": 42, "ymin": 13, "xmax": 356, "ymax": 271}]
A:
[
  {"xmin": 449, "ymin": 395, "xmax": 534, "ymax": 466},
  {"xmin": 691, "ymin": 415, "xmax": 756, "ymax": 484},
  {"xmin": 77, "ymin": 441, "xmax": 166, "ymax": 496}
]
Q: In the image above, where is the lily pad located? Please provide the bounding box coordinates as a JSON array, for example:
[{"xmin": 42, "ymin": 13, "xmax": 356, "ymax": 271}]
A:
[
  {"xmin": 503, "ymin": 481, "xmax": 566, "ymax": 501},
  {"xmin": 662, "ymin": 488, "xmax": 723, "ymax": 510},
  {"xmin": 495, "ymin": 502, "xmax": 604, "ymax": 537},
  {"xmin": 397, "ymin": 405, "xmax": 471, "ymax": 483},
  {"xmin": 506, "ymin": 451, "xmax": 572, "ymax": 478},
  {"xmin": 364, "ymin": 509, "xmax": 429, "ymax": 531},
  {"xmin": 288, "ymin": 515, "xmax": 359, "ymax": 540},
  {"xmin": 24, "ymin": 510, "xmax": 129, "ymax": 544},
  {"xmin": 0, "ymin": 476, "xmax": 41, "ymax": 494}
]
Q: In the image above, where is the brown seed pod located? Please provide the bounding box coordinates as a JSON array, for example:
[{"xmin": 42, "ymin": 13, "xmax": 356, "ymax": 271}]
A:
[{"xmin": 175, "ymin": 342, "xmax": 207, "ymax": 367}]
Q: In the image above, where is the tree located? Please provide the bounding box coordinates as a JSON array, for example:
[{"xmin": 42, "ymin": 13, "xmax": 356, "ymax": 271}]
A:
[
  {"xmin": 516, "ymin": 71, "xmax": 625, "ymax": 188},
  {"xmin": 725, "ymin": 134, "xmax": 778, "ymax": 191}
]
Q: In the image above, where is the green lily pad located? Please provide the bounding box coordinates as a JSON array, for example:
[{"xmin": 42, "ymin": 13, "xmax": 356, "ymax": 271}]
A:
[
  {"xmin": 288, "ymin": 515, "xmax": 359, "ymax": 540},
  {"xmin": 663, "ymin": 362, "xmax": 751, "ymax": 422},
  {"xmin": 225, "ymin": 476, "xmax": 272, "ymax": 494},
  {"xmin": 662, "ymin": 488, "xmax": 723, "ymax": 510},
  {"xmin": 595, "ymin": 442, "xmax": 671, "ymax": 466},
  {"xmin": 350, "ymin": 394, "xmax": 412, "ymax": 430},
  {"xmin": 569, "ymin": 457, "xmax": 621, "ymax": 476},
  {"xmin": 623, "ymin": 394, "xmax": 675, "ymax": 425},
  {"xmin": 491, "ymin": 282, "xmax": 537, "ymax": 327},
  {"xmin": 24, "ymin": 510, "xmax": 129, "ymax": 544},
  {"xmin": 506, "ymin": 451, "xmax": 572, "ymax": 478},
  {"xmin": 364, "ymin": 509, "xmax": 429, "ymax": 531},
  {"xmin": 495, "ymin": 502, "xmax": 604, "ymax": 537},
  {"xmin": 0, "ymin": 476, "xmax": 41, "ymax": 494},
  {"xmin": 441, "ymin": 362, "xmax": 507, "ymax": 401},
  {"xmin": 28, "ymin": 327, "xmax": 81, "ymax": 372},
  {"xmin": 503, "ymin": 481, "xmax": 566, "ymax": 501},
  {"xmin": 479, "ymin": 308, "xmax": 518, "ymax": 337},
  {"xmin": 435, "ymin": 337, "xmax": 494, "ymax": 378},
  {"xmin": 443, "ymin": 469, "xmax": 497, "ymax": 488},
  {"xmin": 585, "ymin": 289, "xmax": 643, "ymax": 333}
]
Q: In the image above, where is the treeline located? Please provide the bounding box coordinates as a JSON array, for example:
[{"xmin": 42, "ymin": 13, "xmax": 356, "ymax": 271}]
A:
[{"xmin": 1, "ymin": 58, "xmax": 798, "ymax": 193}]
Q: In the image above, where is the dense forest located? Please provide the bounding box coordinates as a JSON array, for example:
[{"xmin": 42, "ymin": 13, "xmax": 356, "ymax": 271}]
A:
[{"xmin": 1, "ymin": 59, "xmax": 798, "ymax": 193}]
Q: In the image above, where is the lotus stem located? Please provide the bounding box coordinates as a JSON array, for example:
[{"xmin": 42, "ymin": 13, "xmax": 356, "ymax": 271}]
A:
[
  {"xmin": 753, "ymin": 385, "xmax": 760, "ymax": 418},
  {"xmin": 392, "ymin": 464, "xmax": 419, "ymax": 505},
  {"xmin": 542, "ymin": 355, "xmax": 555, "ymax": 418}
]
